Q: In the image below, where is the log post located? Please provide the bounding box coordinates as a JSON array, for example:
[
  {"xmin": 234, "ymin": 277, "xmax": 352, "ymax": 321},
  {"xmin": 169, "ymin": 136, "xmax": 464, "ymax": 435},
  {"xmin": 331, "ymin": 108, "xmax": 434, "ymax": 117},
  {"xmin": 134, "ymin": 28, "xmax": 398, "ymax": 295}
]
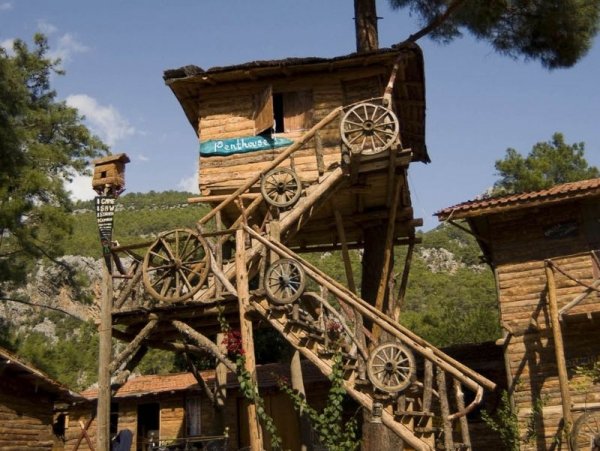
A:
[
  {"xmin": 214, "ymin": 332, "xmax": 227, "ymax": 434},
  {"xmin": 236, "ymin": 228, "xmax": 263, "ymax": 451},
  {"xmin": 545, "ymin": 262, "xmax": 573, "ymax": 432},
  {"xmin": 96, "ymin": 255, "xmax": 112, "ymax": 451},
  {"xmin": 354, "ymin": 0, "xmax": 379, "ymax": 52}
]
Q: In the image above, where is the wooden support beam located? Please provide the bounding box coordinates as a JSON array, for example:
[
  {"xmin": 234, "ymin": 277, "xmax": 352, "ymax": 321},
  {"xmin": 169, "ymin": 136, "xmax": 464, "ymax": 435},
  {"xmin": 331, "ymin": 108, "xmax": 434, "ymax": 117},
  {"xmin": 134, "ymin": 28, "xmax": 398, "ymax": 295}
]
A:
[
  {"xmin": 436, "ymin": 368, "xmax": 454, "ymax": 451},
  {"xmin": 188, "ymin": 193, "xmax": 261, "ymax": 204},
  {"xmin": 215, "ymin": 332, "xmax": 228, "ymax": 433},
  {"xmin": 372, "ymin": 174, "xmax": 404, "ymax": 342},
  {"xmin": 545, "ymin": 262, "xmax": 573, "ymax": 431},
  {"xmin": 171, "ymin": 320, "xmax": 237, "ymax": 373},
  {"xmin": 333, "ymin": 209, "xmax": 357, "ymax": 294},
  {"xmin": 109, "ymin": 318, "xmax": 158, "ymax": 373},
  {"xmin": 393, "ymin": 239, "xmax": 415, "ymax": 321},
  {"xmin": 236, "ymin": 228, "xmax": 263, "ymax": 451}
]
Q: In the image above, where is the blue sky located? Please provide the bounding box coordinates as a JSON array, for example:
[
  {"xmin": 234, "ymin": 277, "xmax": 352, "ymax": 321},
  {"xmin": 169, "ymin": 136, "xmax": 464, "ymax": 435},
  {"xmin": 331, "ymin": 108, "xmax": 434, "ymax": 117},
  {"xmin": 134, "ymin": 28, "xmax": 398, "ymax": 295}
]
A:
[{"xmin": 2, "ymin": 0, "xmax": 599, "ymax": 230}]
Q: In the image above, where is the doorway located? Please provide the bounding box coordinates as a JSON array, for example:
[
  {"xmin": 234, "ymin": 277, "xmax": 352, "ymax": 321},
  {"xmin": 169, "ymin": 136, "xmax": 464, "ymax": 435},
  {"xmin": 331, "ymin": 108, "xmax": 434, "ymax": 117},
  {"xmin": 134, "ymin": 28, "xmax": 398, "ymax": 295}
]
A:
[{"xmin": 137, "ymin": 402, "xmax": 159, "ymax": 451}]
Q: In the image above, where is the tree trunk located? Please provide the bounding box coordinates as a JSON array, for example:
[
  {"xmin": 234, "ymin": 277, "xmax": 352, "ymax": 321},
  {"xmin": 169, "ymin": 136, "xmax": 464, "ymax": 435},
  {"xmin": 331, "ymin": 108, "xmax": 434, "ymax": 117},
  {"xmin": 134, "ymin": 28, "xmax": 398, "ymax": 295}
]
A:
[
  {"xmin": 354, "ymin": 0, "xmax": 379, "ymax": 52},
  {"xmin": 360, "ymin": 225, "xmax": 402, "ymax": 451}
]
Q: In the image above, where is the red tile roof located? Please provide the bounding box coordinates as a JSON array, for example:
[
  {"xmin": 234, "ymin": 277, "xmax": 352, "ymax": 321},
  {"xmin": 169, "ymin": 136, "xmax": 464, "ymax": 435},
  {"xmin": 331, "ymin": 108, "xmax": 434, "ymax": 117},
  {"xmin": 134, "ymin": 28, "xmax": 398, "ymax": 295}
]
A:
[
  {"xmin": 82, "ymin": 360, "xmax": 327, "ymax": 400},
  {"xmin": 436, "ymin": 178, "xmax": 600, "ymax": 220}
]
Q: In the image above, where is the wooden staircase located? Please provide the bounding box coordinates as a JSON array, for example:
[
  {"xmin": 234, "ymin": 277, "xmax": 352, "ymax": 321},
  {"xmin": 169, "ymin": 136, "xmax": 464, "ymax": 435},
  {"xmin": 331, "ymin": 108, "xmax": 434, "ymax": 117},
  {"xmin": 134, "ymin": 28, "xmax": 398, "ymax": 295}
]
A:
[{"xmin": 110, "ymin": 99, "xmax": 496, "ymax": 450}]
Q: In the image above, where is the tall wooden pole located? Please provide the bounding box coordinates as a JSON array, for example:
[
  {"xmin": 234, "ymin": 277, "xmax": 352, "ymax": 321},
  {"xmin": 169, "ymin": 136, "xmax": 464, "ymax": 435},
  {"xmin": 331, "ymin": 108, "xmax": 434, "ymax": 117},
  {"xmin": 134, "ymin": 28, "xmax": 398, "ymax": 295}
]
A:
[
  {"xmin": 97, "ymin": 255, "xmax": 113, "ymax": 450},
  {"xmin": 354, "ymin": 0, "xmax": 379, "ymax": 52},
  {"xmin": 235, "ymin": 228, "xmax": 263, "ymax": 451},
  {"xmin": 545, "ymin": 262, "xmax": 573, "ymax": 432}
]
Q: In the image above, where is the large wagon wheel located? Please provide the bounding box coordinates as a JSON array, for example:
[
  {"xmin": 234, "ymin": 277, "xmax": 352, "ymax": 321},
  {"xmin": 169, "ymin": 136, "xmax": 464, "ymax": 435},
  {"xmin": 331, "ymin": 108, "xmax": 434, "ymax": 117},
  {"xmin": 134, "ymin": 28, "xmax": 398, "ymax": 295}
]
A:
[
  {"xmin": 264, "ymin": 258, "xmax": 306, "ymax": 305},
  {"xmin": 261, "ymin": 167, "xmax": 302, "ymax": 208},
  {"xmin": 142, "ymin": 228, "xmax": 210, "ymax": 303},
  {"xmin": 571, "ymin": 410, "xmax": 600, "ymax": 451},
  {"xmin": 367, "ymin": 342, "xmax": 415, "ymax": 393},
  {"xmin": 340, "ymin": 103, "xmax": 399, "ymax": 155}
]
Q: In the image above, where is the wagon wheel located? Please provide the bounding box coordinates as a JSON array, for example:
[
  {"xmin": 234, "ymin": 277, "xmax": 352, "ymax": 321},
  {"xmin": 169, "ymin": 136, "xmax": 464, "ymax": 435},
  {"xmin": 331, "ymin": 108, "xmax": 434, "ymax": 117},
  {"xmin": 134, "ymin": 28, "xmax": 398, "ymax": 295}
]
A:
[
  {"xmin": 340, "ymin": 103, "xmax": 399, "ymax": 155},
  {"xmin": 261, "ymin": 167, "xmax": 302, "ymax": 208},
  {"xmin": 264, "ymin": 258, "xmax": 306, "ymax": 305},
  {"xmin": 142, "ymin": 228, "xmax": 210, "ymax": 303},
  {"xmin": 367, "ymin": 342, "xmax": 415, "ymax": 393},
  {"xmin": 570, "ymin": 410, "xmax": 600, "ymax": 451}
]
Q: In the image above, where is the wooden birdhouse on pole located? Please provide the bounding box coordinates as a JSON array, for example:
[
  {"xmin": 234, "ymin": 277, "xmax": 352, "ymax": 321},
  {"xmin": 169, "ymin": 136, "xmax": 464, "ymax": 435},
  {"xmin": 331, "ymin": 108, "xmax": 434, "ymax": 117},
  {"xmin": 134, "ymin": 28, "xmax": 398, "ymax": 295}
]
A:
[{"xmin": 92, "ymin": 153, "xmax": 130, "ymax": 197}]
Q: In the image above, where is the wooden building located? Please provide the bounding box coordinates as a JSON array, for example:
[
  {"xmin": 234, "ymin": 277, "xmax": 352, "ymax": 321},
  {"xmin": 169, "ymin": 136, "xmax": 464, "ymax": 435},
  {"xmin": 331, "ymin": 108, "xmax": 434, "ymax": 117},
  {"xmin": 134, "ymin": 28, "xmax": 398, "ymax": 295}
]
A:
[
  {"xmin": 163, "ymin": 45, "xmax": 427, "ymax": 250},
  {"xmin": 437, "ymin": 178, "xmax": 600, "ymax": 450},
  {"xmin": 0, "ymin": 346, "xmax": 84, "ymax": 451},
  {"xmin": 67, "ymin": 361, "xmax": 330, "ymax": 451}
]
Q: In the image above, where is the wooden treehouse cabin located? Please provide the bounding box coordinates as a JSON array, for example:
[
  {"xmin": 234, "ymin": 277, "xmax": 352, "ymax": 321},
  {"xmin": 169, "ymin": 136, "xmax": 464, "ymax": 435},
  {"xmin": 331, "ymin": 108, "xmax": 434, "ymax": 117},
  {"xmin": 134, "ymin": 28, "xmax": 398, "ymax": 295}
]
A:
[
  {"xmin": 437, "ymin": 178, "xmax": 600, "ymax": 450},
  {"xmin": 97, "ymin": 45, "xmax": 498, "ymax": 451}
]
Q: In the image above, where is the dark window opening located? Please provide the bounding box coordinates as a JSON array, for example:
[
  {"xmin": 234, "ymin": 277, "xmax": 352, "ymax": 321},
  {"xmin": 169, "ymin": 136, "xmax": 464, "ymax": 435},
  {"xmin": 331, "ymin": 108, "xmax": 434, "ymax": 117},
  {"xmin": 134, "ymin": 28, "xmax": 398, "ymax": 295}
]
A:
[
  {"xmin": 100, "ymin": 171, "xmax": 107, "ymax": 178},
  {"xmin": 110, "ymin": 402, "xmax": 119, "ymax": 437},
  {"xmin": 137, "ymin": 402, "xmax": 160, "ymax": 451},
  {"xmin": 273, "ymin": 93, "xmax": 285, "ymax": 133},
  {"xmin": 53, "ymin": 413, "xmax": 66, "ymax": 440}
]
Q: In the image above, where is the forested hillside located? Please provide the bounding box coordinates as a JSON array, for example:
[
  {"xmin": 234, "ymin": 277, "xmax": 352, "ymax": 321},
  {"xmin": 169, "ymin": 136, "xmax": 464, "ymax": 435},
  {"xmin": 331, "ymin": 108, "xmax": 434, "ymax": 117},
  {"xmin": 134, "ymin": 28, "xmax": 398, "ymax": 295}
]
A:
[{"xmin": 0, "ymin": 190, "xmax": 499, "ymax": 390}]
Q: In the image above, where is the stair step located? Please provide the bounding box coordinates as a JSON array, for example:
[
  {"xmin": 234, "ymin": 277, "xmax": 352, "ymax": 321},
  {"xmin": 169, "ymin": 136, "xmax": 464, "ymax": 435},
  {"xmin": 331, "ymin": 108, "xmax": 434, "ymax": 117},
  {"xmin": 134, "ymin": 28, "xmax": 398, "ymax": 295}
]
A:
[
  {"xmin": 415, "ymin": 427, "xmax": 442, "ymax": 434},
  {"xmin": 287, "ymin": 319, "xmax": 322, "ymax": 334},
  {"xmin": 395, "ymin": 410, "xmax": 435, "ymax": 418}
]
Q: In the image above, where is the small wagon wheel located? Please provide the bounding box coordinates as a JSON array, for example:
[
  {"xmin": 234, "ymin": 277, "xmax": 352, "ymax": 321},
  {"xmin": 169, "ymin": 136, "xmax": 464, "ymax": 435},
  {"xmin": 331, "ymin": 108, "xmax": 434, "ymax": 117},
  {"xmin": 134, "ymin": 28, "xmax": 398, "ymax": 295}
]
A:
[
  {"xmin": 264, "ymin": 258, "xmax": 306, "ymax": 305},
  {"xmin": 367, "ymin": 342, "xmax": 415, "ymax": 393},
  {"xmin": 261, "ymin": 167, "xmax": 302, "ymax": 208},
  {"xmin": 570, "ymin": 410, "xmax": 600, "ymax": 451},
  {"xmin": 142, "ymin": 228, "xmax": 210, "ymax": 303},
  {"xmin": 340, "ymin": 103, "xmax": 399, "ymax": 155}
]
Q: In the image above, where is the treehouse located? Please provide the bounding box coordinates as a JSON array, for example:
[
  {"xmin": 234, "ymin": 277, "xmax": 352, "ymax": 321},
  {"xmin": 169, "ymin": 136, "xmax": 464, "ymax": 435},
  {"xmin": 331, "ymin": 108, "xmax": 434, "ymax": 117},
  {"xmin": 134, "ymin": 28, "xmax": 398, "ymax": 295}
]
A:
[
  {"xmin": 100, "ymin": 44, "xmax": 499, "ymax": 451},
  {"xmin": 164, "ymin": 45, "xmax": 427, "ymax": 250}
]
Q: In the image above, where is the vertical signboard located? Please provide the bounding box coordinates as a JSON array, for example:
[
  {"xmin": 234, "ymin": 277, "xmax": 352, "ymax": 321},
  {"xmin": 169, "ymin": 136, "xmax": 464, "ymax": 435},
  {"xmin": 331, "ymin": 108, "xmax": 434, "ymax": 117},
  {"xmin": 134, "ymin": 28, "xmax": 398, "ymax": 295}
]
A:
[{"xmin": 95, "ymin": 195, "xmax": 115, "ymax": 269}]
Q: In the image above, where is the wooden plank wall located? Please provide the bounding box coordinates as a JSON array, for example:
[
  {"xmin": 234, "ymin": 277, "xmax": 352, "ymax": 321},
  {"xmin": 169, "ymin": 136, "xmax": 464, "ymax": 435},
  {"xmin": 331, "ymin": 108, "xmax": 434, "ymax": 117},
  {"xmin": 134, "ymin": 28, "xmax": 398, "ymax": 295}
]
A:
[
  {"xmin": 486, "ymin": 200, "xmax": 600, "ymax": 449},
  {"xmin": 197, "ymin": 69, "xmax": 386, "ymax": 195},
  {"xmin": 0, "ymin": 389, "xmax": 57, "ymax": 451}
]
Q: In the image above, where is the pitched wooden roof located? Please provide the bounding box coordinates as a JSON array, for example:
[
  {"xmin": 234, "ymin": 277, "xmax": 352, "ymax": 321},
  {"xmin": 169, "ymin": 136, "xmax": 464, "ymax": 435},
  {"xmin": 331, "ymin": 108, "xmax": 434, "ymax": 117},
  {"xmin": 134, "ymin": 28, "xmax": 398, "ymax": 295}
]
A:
[
  {"xmin": 81, "ymin": 360, "xmax": 327, "ymax": 400},
  {"xmin": 163, "ymin": 45, "xmax": 428, "ymax": 162},
  {"xmin": 436, "ymin": 178, "xmax": 600, "ymax": 221},
  {"xmin": 0, "ymin": 346, "xmax": 84, "ymax": 403}
]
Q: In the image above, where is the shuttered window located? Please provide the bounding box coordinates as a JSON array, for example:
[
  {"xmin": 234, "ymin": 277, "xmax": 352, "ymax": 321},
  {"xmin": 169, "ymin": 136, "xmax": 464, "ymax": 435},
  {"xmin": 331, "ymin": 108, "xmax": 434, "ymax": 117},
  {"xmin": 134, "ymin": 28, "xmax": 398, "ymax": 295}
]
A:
[{"xmin": 253, "ymin": 85, "xmax": 274, "ymax": 135}]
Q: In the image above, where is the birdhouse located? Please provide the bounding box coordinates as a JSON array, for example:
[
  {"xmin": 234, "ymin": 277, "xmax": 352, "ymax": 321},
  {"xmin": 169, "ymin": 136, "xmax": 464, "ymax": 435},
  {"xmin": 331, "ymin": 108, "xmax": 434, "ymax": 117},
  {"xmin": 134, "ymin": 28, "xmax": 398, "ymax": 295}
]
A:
[{"xmin": 92, "ymin": 153, "xmax": 130, "ymax": 196}]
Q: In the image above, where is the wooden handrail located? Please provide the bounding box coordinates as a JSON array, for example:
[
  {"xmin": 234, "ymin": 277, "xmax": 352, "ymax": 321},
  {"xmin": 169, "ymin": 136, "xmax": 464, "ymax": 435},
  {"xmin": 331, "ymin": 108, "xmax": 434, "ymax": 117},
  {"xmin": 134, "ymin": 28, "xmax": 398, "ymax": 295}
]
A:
[
  {"xmin": 198, "ymin": 106, "xmax": 343, "ymax": 226},
  {"xmin": 244, "ymin": 225, "xmax": 497, "ymax": 393}
]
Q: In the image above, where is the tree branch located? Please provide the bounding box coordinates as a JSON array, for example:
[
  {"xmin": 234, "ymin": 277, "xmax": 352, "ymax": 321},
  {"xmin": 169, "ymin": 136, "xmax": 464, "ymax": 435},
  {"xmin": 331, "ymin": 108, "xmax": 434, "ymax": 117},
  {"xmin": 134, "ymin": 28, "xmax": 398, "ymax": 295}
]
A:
[
  {"xmin": 393, "ymin": 0, "xmax": 467, "ymax": 47},
  {"xmin": 184, "ymin": 352, "xmax": 217, "ymax": 405},
  {"xmin": 0, "ymin": 296, "xmax": 85, "ymax": 321}
]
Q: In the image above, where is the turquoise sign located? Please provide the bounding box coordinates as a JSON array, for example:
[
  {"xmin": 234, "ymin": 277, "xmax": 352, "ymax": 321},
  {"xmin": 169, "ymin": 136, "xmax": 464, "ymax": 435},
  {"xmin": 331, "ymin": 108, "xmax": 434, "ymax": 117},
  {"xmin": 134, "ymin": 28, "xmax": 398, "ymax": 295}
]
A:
[{"xmin": 199, "ymin": 136, "xmax": 294, "ymax": 156}]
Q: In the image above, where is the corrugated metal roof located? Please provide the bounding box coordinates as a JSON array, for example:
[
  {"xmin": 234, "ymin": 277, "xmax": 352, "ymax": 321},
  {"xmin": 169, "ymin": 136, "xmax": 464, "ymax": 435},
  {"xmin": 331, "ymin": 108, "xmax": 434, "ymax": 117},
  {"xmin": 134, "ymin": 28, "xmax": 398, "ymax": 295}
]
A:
[
  {"xmin": 436, "ymin": 178, "xmax": 600, "ymax": 220},
  {"xmin": 82, "ymin": 360, "xmax": 327, "ymax": 400}
]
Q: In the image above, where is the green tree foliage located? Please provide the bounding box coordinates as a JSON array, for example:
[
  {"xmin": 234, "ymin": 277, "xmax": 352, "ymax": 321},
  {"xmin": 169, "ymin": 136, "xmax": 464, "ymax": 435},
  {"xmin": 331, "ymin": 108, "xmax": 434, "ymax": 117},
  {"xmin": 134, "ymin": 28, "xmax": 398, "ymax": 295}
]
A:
[
  {"xmin": 388, "ymin": 0, "xmax": 600, "ymax": 68},
  {"xmin": 493, "ymin": 132, "xmax": 599, "ymax": 194},
  {"xmin": 0, "ymin": 35, "xmax": 107, "ymax": 286}
]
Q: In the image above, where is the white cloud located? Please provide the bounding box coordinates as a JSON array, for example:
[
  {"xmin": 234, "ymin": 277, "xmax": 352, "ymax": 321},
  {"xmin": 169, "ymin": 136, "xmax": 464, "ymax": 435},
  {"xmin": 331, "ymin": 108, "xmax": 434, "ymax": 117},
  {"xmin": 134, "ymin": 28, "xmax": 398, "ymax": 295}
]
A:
[
  {"xmin": 49, "ymin": 33, "xmax": 88, "ymax": 63},
  {"xmin": 67, "ymin": 174, "xmax": 97, "ymax": 201},
  {"xmin": 66, "ymin": 94, "xmax": 135, "ymax": 146},
  {"xmin": 0, "ymin": 2, "xmax": 13, "ymax": 11},
  {"xmin": 1, "ymin": 38, "xmax": 15, "ymax": 55},
  {"xmin": 37, "ymin": 19, "xmax": 58, "ymax": 35},
  {"xmin": 178, "ymin": 173, "xmax": 199, "ymax": 194},
  {"xmin": 137, "ymin": 153, "xmax": 149, "ymax": 162}
]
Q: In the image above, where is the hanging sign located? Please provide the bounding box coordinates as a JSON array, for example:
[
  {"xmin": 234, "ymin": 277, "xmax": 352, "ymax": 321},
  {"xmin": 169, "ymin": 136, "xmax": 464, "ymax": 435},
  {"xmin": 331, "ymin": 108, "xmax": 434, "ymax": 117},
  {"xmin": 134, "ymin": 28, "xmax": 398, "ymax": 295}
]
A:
[
  {"xmin": 199, "ymin": 135, "xmax": 293, "ymax": 156},
  {"xmin": 95, "ymin": 195, "xmax": 115, "ymax": 266}
]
